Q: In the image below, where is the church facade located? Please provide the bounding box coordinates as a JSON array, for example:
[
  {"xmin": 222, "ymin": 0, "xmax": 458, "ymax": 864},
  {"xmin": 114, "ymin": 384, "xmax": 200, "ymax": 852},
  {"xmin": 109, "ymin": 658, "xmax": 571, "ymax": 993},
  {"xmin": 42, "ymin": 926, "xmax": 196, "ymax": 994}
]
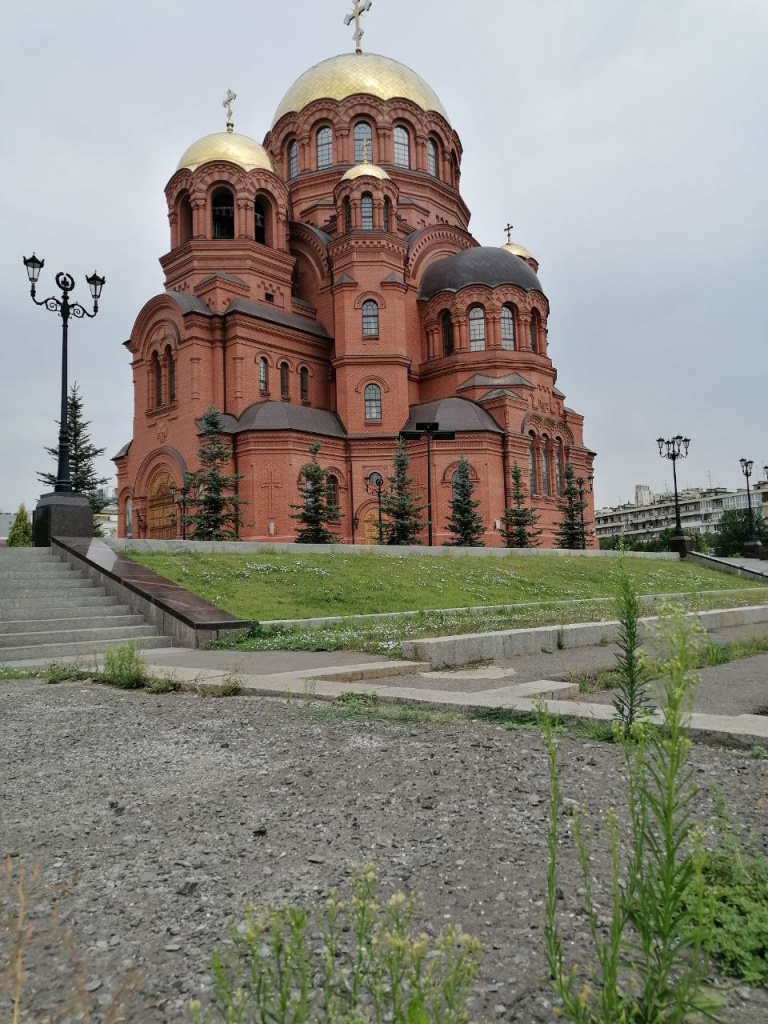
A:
[{"xmin": 115, "ymin": 27, "xmax": 596, "ymax": 546}]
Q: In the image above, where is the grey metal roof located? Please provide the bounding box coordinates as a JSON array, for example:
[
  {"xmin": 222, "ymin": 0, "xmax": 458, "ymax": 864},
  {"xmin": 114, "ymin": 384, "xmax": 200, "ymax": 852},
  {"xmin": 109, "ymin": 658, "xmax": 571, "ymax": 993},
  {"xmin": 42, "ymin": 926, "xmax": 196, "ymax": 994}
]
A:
[
  {"xmin": 225, "ymin": 298, "xmax": 331, "ymax": 339},
  {"xmin": 166, "ymin": 291, "xmax": 212, "ymax": 315},
  {"xmin": 418, "ymin": 246, "xmax": 543, "ymax": 299},
  {"xmin": 217, "ymin": 401, "xmax": 347, "ymax": 438},
  {"xmin": 402, "ymin": 397, "xmax": 503, "ymax": 434},
  {"xmin": 457, "ymin": 372, "xmax": 534, "ymax": 391},
  {"xmin": 112, "ymin": 441, "xmax": 132, "ymax": 460}
]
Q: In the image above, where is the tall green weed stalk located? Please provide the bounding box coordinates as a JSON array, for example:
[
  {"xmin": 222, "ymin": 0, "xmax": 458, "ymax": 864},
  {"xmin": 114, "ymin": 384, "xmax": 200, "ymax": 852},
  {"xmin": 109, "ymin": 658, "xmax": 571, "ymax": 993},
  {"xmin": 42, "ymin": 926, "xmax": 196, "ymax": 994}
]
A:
[
  {"xmin": 612, "ymin": 559, "xmax": 652, "ymax": 738},
  {"xmin": 539, "ymin": 607, "xmax": 723, "ymax": 1022},
  {"xmin": 195, "ymin": 864, "xmax": 480, "ymax": 1023}
]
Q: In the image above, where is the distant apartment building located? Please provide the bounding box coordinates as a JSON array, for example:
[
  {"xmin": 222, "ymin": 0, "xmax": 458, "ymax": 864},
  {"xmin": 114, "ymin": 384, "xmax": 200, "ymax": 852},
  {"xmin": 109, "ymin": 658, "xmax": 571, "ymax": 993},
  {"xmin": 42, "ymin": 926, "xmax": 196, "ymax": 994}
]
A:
[{"xmin": 596, "ymin": 481, "xmax": 768, "ymax": 544}]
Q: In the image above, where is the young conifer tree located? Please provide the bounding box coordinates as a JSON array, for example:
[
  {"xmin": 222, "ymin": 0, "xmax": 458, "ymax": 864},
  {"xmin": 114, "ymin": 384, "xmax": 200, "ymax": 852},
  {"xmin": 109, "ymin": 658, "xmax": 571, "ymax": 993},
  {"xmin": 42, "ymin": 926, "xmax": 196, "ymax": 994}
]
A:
[
  {"xmin": 500, "ymin": 461, "xmax": 542, "ymax": 548},
  {"xmin": 184, "ymin": 407, "xmax": 245, "ymax": 540},
  {"xmin": 381, "ymin": 440, "xmax": 425, "ymax": 545},
  {"xmin": 6, "ymin": 503, "xmax": 33, "ymax": 547},
  {"xmin": 445, "ymin": 455, "xmax": 485, "ymax": 546},
  {"xmin": 289, "ymin": 441, "xmax": 342, "ymax": 544},
  {"xmin": 555, "ymin": 462, "xmax": 587, "ymax": 549}
]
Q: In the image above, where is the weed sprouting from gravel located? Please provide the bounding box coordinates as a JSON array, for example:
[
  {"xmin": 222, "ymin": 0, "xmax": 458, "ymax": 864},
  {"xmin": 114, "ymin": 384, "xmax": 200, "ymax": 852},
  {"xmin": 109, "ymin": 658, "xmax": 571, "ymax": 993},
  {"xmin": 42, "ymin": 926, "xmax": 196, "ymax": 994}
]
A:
[
  {"xmin": 102, "ymin": 641, "xmax": 146, "ymax": 689},
  {"xmin": 44, "ymin": 661, "xmax": 86, "ymax": 684},
  {"xmin": 197, "ymin": 672, "xmax": 242, "ymax": 697}
]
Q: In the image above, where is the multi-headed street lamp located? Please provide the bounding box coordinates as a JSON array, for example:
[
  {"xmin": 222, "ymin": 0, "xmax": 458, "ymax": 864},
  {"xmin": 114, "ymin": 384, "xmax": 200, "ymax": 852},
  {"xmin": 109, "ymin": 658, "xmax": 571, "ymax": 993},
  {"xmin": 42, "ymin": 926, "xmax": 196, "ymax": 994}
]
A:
[
  {"xmin": 399, "ymin": 421, "xmax": 455, "ymax": 546},
  {"xmin": 23, "ymin": 254, "xmax": 105, "ymax": 544},
  {"xmin": 739, "ymin": 458, "xmax": 763, "ymax": 559},
  {"xmin": 657, "ymin": 435, "xmax": 690, "ymax": 555},
  {"xmin": 365, "ymin": 472, "xmax": 385, "ymax": 545},
  {"xmin": 576, "ymin": 473, "xmax": 595, "ymax": 549}
]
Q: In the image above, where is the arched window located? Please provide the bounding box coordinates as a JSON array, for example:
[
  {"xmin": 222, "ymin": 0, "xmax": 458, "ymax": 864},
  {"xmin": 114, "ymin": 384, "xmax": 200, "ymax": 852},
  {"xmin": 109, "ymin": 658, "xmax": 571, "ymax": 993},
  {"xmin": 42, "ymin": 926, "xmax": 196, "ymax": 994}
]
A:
[
  {"xmin": 280, "ymin": 361, "xmax": 289, "ymax": 399},
  {"xmin": 152, "ymin": 351, "xmax": 162, "ymax": 406},
  {"xmin": 364, "ymin": 383, "xmax": 382, "ymax": 421},
  {"xmin": 254, "ymin": 198, "xmax": 267, "ymax": 244},
  {"xmin": 427, "ymin": 138, "xmax": 439, "ymax": 177},
  {"xmin": 383, "ymin": 197, "xmax": 391, "ymax": 232},
  {"xmin": 125, "ymin": 498, "xmax": 133, "ymax": 539},
  {"xmin": 259, "ymin": 357, "xmax": 269, "ymax": 394},
  {"xmin": 327, "ymin": 474, "xmax": 339, "ymax": 507},
  {"xmin": 529, "ymin": 434, "xmax": 537, "ymax": 494},
  {"xmin": 343, "ymin": 197, "xmax": 352, "ymax": 232},
  {"xmin": 300, "ymin": 366, "xmax": 309, "ymax": 403},
  {"xmin": 361, "ymin": 193, "xmax": 374, "ymax": 230},
  {"xmin": 541, "ymin": 436, "xmax": 552, "ymax": 495},
  {"xmin": 530, "ymin": 310, "xmax": 539, "ymax": 353},
  {"xmin": 211, "ymin": 187, "xmax": 235, "ymax": 239},
  {"xmin": 288, "ymin": 139, "xmax": 299, "ymax": 179},
  {"xmin": 393, "ymin": 126, "xmax": 410, "ymax": 168},
  {"xmin": 354, "ymin": 121, "xmax": 373, "ymax": 163},
  {"xmin": 450, "ymin": 152, "xmax": 459, "ymax": 187},
  {"xmin": 501, "ymin": 305, "xmax": 516, "ymax": 350},
  {"xmin": 451, "ymin": 468, "xmax": 463, "ymax": 503},
  {"xmin": 441, "ymin": 311, "xmax": 454, "ymax": 356},
  {"xmin": 165, "ymin": 346, "xmax": 176, "ymax": 403},
  {"xmin": 554, "ymin": 440, "xmax": 563, "ymax": 495},
  {"xmin": 468, "ymin": 306, "xmax": 486, "ymax": 351},
  {"xmin": 317, "ymin": 126, "xmax": 333, "ymax": 169},
  {"xmin": 178, "ymin": 194, "xmax": 193, "ymax": 245},
  {"xmin": 362, "ymin": 300, "xmax": 379, "ymax": 336}
]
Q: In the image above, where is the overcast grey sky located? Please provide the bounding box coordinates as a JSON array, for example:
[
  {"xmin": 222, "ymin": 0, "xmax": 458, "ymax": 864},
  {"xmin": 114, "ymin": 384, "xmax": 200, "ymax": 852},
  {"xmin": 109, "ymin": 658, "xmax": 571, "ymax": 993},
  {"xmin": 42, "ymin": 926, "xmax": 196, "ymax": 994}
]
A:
[{"xmin": 2, "ymin": 0, "xmax": 766, "ymax": 514}]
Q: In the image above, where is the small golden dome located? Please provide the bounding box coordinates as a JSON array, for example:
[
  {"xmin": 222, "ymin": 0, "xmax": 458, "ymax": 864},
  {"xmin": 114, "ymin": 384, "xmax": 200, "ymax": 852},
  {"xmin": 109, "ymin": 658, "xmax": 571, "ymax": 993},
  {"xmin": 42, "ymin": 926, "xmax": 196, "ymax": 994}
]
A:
[
  {"xmin": 341, "ymin": 162, "xmax": 391, "ymax": 182},
  {"xmin": 176, "ymin": 132, "xmax": 283, "ymax": 176},
  {"xmin": 503, "ymin": 240, "xmax": 534, "ymax": 260},
  {"xmin": 272, "ymin": 52, "xmax": 448, "ymax": 126}
]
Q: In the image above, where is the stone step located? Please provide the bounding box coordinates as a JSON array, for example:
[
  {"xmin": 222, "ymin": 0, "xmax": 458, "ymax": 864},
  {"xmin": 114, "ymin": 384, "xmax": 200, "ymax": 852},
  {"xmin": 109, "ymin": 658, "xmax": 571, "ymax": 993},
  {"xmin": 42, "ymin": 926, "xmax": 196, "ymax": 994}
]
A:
[
  {"xmin": 0, "ymin": 595, "xmax": 118, "ymax": 615},
  {"xmin": 0, "ymin": 566, "xmax": 84, "ymax": 579},
  {"xmin": 0, "ymin": 548, "xmax": 58, "ymax": 558},
  {"xmin": 0, "ymin": 624, "xmax": 160, "ymax": 649},
  {"xmin": 0, "ymin": 635, "xmax": 173, "ymax": 663},
  {"xmin": 3, "ymin": 576, "xmax": 92, "ymax": 589},
  {"xmin": 6, "ymin": 585, "xmax": 108, "ymax": 600},
  {"xmin": 0, "ymin": 614, "xmax": 145, "ymax": 636}
]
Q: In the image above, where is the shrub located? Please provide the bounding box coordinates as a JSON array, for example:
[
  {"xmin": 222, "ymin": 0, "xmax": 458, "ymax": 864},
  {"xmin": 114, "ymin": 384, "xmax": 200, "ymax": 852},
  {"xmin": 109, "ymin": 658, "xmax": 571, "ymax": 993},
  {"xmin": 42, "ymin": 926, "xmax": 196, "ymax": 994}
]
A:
[
  {"xmin": 612, "ymin": 559, "xmax": 652, "ymax": 737},
  {"xmin": 6, "ymin": 503, "xmax": 32, "ymax": 547},
  {"xmin": 100, "ymin": 641, "xmax": 146, "ymax": 689}
]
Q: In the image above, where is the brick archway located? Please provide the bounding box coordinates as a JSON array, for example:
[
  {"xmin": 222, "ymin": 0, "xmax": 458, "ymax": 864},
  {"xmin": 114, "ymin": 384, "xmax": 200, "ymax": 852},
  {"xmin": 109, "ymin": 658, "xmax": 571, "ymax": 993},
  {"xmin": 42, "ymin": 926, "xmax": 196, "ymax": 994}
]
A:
[{"xmin": 148, "ymin": 471, "xmax": 176, "ymax": 539}]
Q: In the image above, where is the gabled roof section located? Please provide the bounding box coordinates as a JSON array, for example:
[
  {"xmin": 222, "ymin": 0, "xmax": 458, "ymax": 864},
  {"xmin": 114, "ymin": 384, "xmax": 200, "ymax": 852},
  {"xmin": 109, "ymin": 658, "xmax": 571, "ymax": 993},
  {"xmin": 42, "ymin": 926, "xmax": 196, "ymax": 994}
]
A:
[
  {"xmin": 225, "ymin": 298, "xmax": 331, "ymax": 339},
  {"xmin": 457, "ymin": 372, "xmax": 535, "ymax": 391},
  {"xmin": 215, "ymin": 402, "xmax": 346, "ymax": 438},
  {"xmin": 402, "ymin": 397, "xmax": 503, "ymax": 434}
]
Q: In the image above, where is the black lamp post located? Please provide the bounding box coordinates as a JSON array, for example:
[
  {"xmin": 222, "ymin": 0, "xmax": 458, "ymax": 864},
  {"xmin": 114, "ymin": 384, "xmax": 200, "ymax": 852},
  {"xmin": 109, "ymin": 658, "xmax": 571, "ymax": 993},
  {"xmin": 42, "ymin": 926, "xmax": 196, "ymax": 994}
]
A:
[
  {"xmin": 576, "ymin": 473, "xmax": 594, "ymax": 549},
  {"xmin": 365, "ymin": 472, "xmax": 385, "ymax": 545},
  {"xmin": 399, "ymin": 421, "xmax": 455, "ymax": 546},
  {"xmin": 657, "ymin": 435, "xmax": 690, "ymax": 556},
  {"xmin": 23, "ymin": 254, "xmax": 106, "ymax": 544},
  {"xmin": 169, "ymin": 481, "xmax": 199, "ymax": 540},
  {"xmin": 739, "ymin": 458, "xmax": 762, "ymax": 559}
]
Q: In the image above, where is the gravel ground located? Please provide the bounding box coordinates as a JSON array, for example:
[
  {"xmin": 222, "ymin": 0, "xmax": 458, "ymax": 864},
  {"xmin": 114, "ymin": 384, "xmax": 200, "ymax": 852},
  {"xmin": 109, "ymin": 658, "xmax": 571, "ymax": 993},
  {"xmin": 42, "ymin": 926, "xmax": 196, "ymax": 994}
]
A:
[{"xmin": 2, "ymin": 680, "xmax": 767, "ymax": 1023}]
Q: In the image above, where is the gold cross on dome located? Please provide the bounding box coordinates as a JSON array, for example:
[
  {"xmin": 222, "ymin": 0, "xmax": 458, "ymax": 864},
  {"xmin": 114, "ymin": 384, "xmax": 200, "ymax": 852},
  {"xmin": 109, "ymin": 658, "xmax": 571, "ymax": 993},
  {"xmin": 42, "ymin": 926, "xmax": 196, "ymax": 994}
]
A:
[
  {"xmin": 344, "ymin": 0, "xmax": 372, "ymax": 54},
  {"xmin": 504, "ymin": 222, "xmax": 514, "ymax": 244},
  {"xmin": 222, "ymin": 89, "xmax": 237, "ymax": 132}
]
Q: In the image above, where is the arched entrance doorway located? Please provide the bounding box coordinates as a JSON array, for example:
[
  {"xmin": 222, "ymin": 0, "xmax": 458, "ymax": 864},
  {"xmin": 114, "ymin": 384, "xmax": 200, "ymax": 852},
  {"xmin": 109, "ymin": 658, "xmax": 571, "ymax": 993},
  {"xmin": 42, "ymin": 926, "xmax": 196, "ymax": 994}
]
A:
[{"xmin": 148, "ymin": 471, "xmax": 176, "ymax": 539}]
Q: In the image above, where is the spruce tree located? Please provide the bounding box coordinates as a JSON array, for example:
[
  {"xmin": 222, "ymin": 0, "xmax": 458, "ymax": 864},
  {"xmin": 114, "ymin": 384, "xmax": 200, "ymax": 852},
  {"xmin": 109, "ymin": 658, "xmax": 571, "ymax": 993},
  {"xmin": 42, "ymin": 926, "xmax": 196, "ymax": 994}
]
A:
[
  {"xmin": 500, "ymin": 461, "xmax": 542, "ymax": 548},
  {"xmin": 184, "ymin": 407, "xmax": 245, "ymax": 540},
  {"xmin": 38, "ymin": 382, "xmax": 109, "ymax": 517},
  {"xmin": 290, "ymin": 441, "xmax": 342, "ymax": 544},
  {"xmin": 381, "ymin": 440, "xmax": 425, "ymax": 545},
  {"xmin": 555, "ymin": 462, "xmax": 588, "ymax": 549},
  {"xmin": 445, "ymin": 455, "xmax": 485, "ymax": 546},
  {"xmin": 6, "ymin": 503, "xmax": 33, "ymax": 547}
]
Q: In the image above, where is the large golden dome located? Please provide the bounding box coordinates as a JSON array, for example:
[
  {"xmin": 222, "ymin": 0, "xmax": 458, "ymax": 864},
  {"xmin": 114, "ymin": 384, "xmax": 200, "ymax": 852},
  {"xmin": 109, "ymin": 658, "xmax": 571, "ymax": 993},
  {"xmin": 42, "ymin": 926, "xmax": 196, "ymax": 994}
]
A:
[
  {"xmin": 176, "ymin": 132, "xmax": 282, "ymax": 176},
  {"xmin": 341, "ymin": 162, "xmax": 391, "ymax": 182},
  {"xmin": 272, "ymin": 53, "xmax": 448, "ymax": 126}
]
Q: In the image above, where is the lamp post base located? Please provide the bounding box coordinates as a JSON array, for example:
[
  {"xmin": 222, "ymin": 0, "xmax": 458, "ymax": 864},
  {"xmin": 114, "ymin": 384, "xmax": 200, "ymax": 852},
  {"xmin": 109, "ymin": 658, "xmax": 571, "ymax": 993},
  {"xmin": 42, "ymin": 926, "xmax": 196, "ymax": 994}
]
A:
[
  {"xmin": 741, "ymin": 539, "xmax": 765, "ymax": 560},
  {"xmin": 668, "ymin": 534, "xmax": 692, "ymax": 558},
  {"xmin": 33, "ymin": 491, "xmax": 93, "ymax": 547}
]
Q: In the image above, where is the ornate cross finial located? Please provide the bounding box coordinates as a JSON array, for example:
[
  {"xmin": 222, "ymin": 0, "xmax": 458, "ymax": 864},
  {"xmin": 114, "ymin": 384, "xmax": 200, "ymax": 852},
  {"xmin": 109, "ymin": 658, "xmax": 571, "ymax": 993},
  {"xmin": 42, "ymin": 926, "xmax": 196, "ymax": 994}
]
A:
[
  {"xmin": 504, "ymin": 222, "xmax": 514, "ymax": 244},
  {"xmin": 344, "ymin": 0, "xmax": 372, "ymax": 54},
  {"xmin": 222, "ymin": 89, "xmax": 237, "ymax": 133},
  {"xmin": 360, "ymin": 137, "xmax": 372, "ymax": 163}
]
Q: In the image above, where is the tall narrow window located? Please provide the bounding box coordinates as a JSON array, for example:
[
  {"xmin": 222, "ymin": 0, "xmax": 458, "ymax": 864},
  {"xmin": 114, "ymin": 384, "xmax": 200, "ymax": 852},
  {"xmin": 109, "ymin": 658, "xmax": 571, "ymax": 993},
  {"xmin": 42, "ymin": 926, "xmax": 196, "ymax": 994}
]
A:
[
  {"xmin": 441, "ymin": 311, "xmax": 454, "ymax": 356},
  {"xmin": 165, "ymin": 346, "xmax": 176, "ymax": 403},
  {"xmin": 317, "ymin": 126, "xmax": 333, "ymax": 169},
  {"xmin": 211, "ymin": 187, "xmax": 235, "ymax": 239},
  {"xmin": 343, "ymin": 197, "xmax": 352, "ymax": 232},
  {"xmin": 361, "ymin": 193, "xmax": 373, "ymax": 230},
  {"xmin": 300, "ymin": 366, "xmax": 309, "ymax": 402},
  {"xmin": 530, "ymin": 310, "xmax": 539, "ymax": 353},
  {"xmin": 364, "ymin": 383, "xmax": 382, "ymax": 421},
  {"xmin": 468, "ymin": 306, "xmax": 486, "ymax": 351},
  {"xmin": 393, "ymin": 126, "xmax": 410, "ymax": 168},
  {"xmin": 554, "ymin": 441, "xmax": 563, "ymax": 495},
  {"xmin": 280, "ymin": 361, "xmax": 289, "ymax": 399},
  {"xmin": 288, "ymin": 139, "xmax": 299, "ymax": 179},
  {"xmin": 427, "ymin": 138, "xmax": 439, "ymax": 177},
  {"xmin": 254, "ymin": 198, "xmax": 267, "ymax": 244},
  {"xmin": 327, "ymin": 474, "xmax": 339, "ymax": 507},
  {"xmin": 451, "ymin": 469, "xmax": 463, "ymax": 503},
  {"xmin": 383, "ymin": 197, "xmax": 391, "ymax": 232},
  {"xmin": 125, "ymin": 498, "xmax": 133, "ymax": 539},
  {"xmin": 362, "ymin": 300, "xmax": 379, "ymax": 336},
  {"xmin": 354, "ymin": 121, "xmax": 373, "ymax": 162},
  {"xmin": 541, "ymin": 437, "xmax": 551, "ymax": 495},
  {"xmin": 501, "ymin": 305, "xmax": 516, "ymax": 350},
  {"xmin": 529, "ymin": 435, "xmax": 537, "ymax": 494},
  {"xmin": 152, "ymin": 351, "xmax": 162, "ymax": 406},
  {"xmin": 259, "ymin": 357, "xmax": 268, "ymax": 394},
  {"xmin": 178, "ymin": 194, "xmax": 193, "ymax": 245}
]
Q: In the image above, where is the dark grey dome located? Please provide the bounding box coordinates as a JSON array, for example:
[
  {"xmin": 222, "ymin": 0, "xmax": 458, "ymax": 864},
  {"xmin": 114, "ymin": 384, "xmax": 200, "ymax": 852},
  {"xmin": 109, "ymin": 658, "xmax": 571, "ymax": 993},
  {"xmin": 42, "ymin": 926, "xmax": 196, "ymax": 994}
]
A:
[
  {"xmin": 214, "ymin": 402, "xmax": 346, "ymax": 438},
  {"xmin": 418, "ymin": 246, "xmax": 542, "ymax": 300},
  {"xmin": 403, "ymin": 397, "xmax": 503, "ymax": 434}
]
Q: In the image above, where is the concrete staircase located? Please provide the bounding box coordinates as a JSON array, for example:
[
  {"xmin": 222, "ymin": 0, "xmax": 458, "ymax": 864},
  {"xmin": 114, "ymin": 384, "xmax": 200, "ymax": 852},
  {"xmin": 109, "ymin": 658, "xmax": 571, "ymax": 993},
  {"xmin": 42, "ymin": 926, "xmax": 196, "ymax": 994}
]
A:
[{"xmin": 0, "ymin": 547, "xmax": 173, "ymax": 663}]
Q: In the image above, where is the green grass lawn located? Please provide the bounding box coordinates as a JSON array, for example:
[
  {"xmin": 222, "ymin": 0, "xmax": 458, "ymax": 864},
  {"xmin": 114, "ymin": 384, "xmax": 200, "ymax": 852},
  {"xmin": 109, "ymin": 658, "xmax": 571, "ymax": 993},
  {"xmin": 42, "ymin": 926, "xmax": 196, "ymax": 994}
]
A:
[{"xmin": 127, "ymin": 549, "xmax": 766, "ymax": 621}]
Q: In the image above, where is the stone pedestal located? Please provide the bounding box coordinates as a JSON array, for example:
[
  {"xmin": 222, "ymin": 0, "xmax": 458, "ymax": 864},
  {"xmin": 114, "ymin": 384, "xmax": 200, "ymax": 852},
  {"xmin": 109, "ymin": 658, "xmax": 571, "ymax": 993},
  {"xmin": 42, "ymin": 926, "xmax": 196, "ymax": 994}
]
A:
[
  {"xmin": 33, "ymin": 492, "xmax": 93, "ymax": 547},
  {"xmin": 668, "ymin": 534, "xmax": 692, "ymax": 558},
  {"xmin": 742, "ymin": 539, "xmax": 765, "ymax": 560}
]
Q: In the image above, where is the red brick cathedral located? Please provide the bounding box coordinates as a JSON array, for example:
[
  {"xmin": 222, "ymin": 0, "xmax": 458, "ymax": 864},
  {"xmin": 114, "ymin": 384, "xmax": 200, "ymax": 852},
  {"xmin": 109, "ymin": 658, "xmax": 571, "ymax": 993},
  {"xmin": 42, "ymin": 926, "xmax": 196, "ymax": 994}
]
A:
[{"xmin": 116, "ymin": 17, "xmax": 596, "ymax": 546}]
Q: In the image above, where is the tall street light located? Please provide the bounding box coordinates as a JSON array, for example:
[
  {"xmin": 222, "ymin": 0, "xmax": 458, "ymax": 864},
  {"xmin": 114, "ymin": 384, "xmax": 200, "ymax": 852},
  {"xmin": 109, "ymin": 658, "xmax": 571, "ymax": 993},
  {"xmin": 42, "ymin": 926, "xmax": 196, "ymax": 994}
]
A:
[
  {"xmin": 23, "ymin": 255, "xmax": 106, "ymax": 545},
  {"xmin": 576, "ymin": 473, "xmax": 594, "ymax": 549},
  {"xmin": 399, "ymin": 421, "xmax": 455, "ymax": 546},
  {"xmin": 365, "ymin": 472, "xmax": 385, "ymax": 545},
  {"xmin": 657, "ymin": 435, "xmax": 690, "ymax": 557},
  {"xmin": 739, "ymin": 458, "xmax": 762, "ymax": 559}
]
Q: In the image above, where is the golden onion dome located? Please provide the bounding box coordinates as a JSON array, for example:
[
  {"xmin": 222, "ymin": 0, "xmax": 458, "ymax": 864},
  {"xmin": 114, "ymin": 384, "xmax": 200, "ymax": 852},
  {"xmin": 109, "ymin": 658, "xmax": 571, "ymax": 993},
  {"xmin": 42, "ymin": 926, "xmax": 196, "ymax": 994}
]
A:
[
  {"xmin": 341, "ymin": 162, "xmax": 391, "ymax": 182},
  {"xmin": 272, "ymin": 52, "xmax": 448, "ymax": 126},
  {"xmin": 503, "ymin": 240, "xmax": 534, "ymax": 260},
  {"xmin": 176, "ymin": 132, "xmax": 283, "ymax": 176}
]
